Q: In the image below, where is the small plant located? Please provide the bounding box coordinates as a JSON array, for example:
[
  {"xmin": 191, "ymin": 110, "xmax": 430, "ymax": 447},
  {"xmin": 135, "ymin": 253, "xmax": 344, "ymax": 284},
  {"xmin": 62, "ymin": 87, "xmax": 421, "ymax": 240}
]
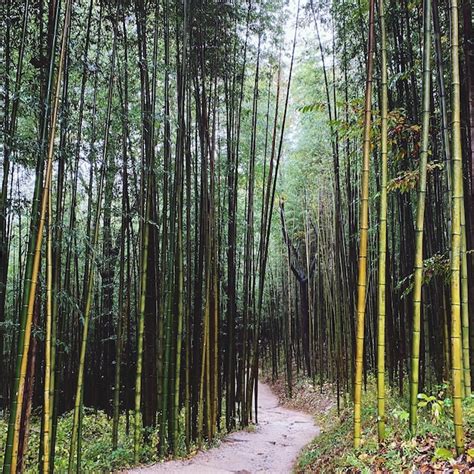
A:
[
  {"xmin": 417, "ymin": 393, "xmax": 444, "ymax": 422},
  {"xmin": 433, "ymin": 447, "xmax": 453, "ymax": 462},
  {"xmin": 392, "ymin": 407, "xmax": 409, "ymax": 422},
  {"xmin": 244, "ymin": 423, "xmax": 256, "ymax": 433}
]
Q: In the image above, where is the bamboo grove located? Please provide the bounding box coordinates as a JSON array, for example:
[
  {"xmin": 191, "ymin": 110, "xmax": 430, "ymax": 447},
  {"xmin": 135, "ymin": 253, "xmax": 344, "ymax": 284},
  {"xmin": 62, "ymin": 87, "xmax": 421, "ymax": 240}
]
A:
[
  {"xmin": 0, "ymin": 0, "xmax": 296, "ymax": 470},
  {"xmin": 258, "ymin": 0, "xmax": 473, "ymax": 458},
  {"xmin": 0, "ymin": 0, "xmax": 473, "ymax": 472}
]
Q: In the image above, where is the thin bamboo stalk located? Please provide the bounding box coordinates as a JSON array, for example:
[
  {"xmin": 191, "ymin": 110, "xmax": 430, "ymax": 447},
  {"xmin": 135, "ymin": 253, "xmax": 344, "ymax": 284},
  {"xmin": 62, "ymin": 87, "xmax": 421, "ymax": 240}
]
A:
[
  {"xmin": 409, "ymin": 0, "xmax": 432, "ymax": 434},
  {"xmin": 376, "ymin": 0, "xmax": 389, "ymax": 443}
]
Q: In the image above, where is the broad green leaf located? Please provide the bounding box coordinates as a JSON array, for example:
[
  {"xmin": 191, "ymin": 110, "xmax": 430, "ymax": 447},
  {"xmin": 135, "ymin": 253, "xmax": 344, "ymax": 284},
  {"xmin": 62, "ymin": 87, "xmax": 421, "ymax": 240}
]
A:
[{"xmin": 434, "ymin": 447, "xmax": 453, "ymax": 461}]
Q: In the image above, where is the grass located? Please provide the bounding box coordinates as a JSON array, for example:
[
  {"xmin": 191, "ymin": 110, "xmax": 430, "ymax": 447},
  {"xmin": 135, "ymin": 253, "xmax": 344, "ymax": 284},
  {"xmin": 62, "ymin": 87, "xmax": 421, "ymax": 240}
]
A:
[
  {"xmin": 0, "ymin": 408, "xmax": 228, "ymax": 472},
  {"xmin": 0, "ymin": 409, "xmax": 162, "ymax": 472},
  {"xmin": 2, "ymin": 378, "xmax": 473, "ymax": 472},
  {"xmin": 296, "ymin": 379, "xmax": 474, "ymax": 473}
]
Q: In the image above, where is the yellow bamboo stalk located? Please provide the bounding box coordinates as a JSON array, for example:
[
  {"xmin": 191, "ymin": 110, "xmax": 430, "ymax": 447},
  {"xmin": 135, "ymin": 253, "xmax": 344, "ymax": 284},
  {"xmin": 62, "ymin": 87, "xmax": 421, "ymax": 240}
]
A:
[{"xmin": 353, "ymin": 0, "xmax": 375, "ymax": 449}]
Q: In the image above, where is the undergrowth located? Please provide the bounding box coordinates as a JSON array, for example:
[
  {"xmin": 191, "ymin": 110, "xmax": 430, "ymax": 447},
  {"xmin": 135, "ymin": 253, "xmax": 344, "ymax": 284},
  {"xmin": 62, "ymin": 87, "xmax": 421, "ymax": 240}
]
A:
[
  {"xmin": 297, "ymin": 380, "xmax": 474, "ymax": 473},
  {"xmin": 0, "ymin": 408, "xmax": 226, "ymax": 472}
]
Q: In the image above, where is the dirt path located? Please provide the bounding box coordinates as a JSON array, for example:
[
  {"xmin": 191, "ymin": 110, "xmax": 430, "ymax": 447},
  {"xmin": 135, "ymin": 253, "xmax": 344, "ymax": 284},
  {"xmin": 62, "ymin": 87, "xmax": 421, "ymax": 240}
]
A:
[{"xmin": 129, "ymin": 382, "xmax": 319, "ymax": 473}]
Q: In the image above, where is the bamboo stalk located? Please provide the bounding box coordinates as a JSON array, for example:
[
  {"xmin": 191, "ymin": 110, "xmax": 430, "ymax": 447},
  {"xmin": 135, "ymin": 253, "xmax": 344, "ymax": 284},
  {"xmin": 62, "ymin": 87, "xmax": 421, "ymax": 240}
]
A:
[
  {"xmin": 409, "ymin": 0, "xmax": 432, "ymax": 434},
  {"xmin": 376, "ymin": 0, "xmax": 389, "ymax": 444},
  {"xmin": 449, "ymin": 0, "xmax": 465, "ymax": 455},
  {"xmin": 460, "ymin": 197, "xmax": 471, "ymax": 397},
  {"xmin": 353, "ymin": 0, "xmax": 375, "ymax": 449}
]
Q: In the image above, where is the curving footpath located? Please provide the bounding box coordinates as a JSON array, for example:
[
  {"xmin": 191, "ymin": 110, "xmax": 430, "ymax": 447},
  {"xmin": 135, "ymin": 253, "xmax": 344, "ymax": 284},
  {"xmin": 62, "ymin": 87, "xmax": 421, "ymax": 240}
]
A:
[{"xmin": 129, "ymin": 382, "xmax": 319, "ymax": 474}]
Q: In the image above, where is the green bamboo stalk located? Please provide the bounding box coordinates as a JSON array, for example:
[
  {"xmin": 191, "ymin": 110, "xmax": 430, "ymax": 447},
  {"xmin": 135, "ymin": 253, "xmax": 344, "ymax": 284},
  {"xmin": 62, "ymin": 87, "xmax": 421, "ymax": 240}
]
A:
[
  {"xmin": 160, "ymin": 248, "xmax": 174, "ymax": 455},
  {"xmin": 205, "ymin": 274, "xmax": 212, "ymax": 438},
  {"xmin": 133, "ymin": 0, "xmax": 155, "ymax": 454},
  {"xmin": 133, "ymin": 185, "xmax": 150, "ymax": 463},
  {"xmin": 211, "ymin": 265, "xmax": 219, "ymax": 437},
  {"xmin": 42, "ymin": 186, "xmax": 53, "ymax": 474},
  {"xmin": 409, "ymin": 0, "xmax": 432, "ymax": 434},
  {"xmin": 173, "ymin": 211, "xmax": 184, "ymax": 449},
  {"xmin": 197, "ymin": 274, "xmax": 209, "ymax": 446},
  {"xmin": 171, "ymin": 0, "xmax": 188, "ymax": 450},
  {"xmin": 460, "ymin": 197, "xmax": 471, "ymax": 397},
  {"xmin": 449, "ymin": 0, "xmax": 465, "ymax": 455},
  {"xmin": 376, "ymin": 0, "xmax": 388, "ymax": 444},
  {"xmin": 184, "ymin": 81, "xmax": 192, "ymax": 452},
  {"xmin": 159, "ymin": 0, "xmax": 172, "ymax": 453}
]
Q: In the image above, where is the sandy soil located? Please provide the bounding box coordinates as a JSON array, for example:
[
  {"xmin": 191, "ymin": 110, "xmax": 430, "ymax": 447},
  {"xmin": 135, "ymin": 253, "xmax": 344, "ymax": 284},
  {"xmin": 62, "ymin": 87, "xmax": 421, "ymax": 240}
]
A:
[{"xmin": 129, "ymin": 382, "xmax": 319, "ymax": 473}]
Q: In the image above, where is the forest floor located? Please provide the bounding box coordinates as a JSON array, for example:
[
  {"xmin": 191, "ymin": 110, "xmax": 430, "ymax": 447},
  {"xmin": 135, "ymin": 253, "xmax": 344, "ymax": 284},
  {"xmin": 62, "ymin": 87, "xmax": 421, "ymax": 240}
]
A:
[
  {"xmin": 252, "ymin": 371, "xmax": 474, "ymax": 472},
  {"xmin": 128, "ymin": 382, "xmax": 319, "ymax": 473},
  {"xmin": 295, "ymin": 378, "xmax": 474, "ymax": 473}
]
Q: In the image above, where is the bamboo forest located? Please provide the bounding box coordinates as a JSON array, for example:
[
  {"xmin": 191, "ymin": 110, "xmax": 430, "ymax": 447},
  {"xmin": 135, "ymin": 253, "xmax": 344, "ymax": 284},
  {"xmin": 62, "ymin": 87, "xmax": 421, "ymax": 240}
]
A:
[{"xmin": 0, "ymin": 0, "xmax": 473, "ymax": 472}]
